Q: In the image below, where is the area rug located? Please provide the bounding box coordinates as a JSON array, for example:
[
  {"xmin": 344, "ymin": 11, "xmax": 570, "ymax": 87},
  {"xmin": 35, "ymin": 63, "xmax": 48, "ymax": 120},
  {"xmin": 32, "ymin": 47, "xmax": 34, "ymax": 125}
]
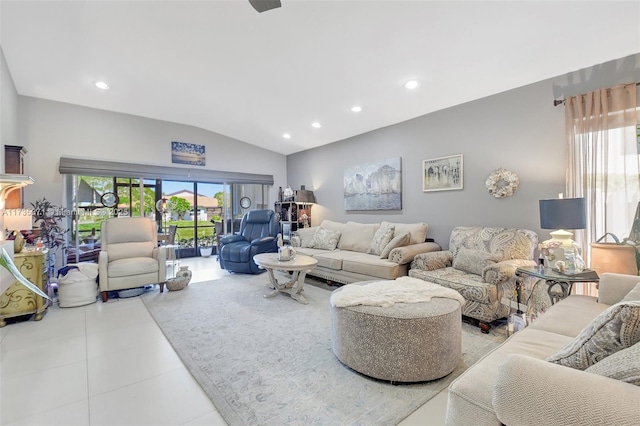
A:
[{"xmin": 141, "ymin": 274, "xmax": 506, "ymax": 426}]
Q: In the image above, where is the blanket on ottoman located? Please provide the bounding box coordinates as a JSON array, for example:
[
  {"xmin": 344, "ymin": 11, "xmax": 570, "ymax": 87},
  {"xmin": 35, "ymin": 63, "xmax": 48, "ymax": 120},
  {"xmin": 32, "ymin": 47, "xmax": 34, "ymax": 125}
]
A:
[{"xmin": 330, "ymin": 276, "xmax": 466, "ymax": 308}]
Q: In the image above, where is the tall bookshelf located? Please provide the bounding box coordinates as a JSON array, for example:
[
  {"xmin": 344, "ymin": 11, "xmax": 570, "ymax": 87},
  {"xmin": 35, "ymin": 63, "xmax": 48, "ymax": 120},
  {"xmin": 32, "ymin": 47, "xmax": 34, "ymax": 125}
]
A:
[{"xmin": 275, "ymin": 201, "xmax": 313, "ymax": 243}]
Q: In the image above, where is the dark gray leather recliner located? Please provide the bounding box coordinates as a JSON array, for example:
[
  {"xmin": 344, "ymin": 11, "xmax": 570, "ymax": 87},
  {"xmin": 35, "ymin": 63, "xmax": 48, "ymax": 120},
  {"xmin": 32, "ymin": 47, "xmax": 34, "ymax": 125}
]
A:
[{"xmin": 218, "ymin": 210, "xmax": 279, "ymax": 274}]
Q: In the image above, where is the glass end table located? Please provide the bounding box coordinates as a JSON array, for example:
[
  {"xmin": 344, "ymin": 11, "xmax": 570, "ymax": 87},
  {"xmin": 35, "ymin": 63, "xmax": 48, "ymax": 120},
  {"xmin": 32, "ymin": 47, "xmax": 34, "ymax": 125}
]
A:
[{"xmin": 515, "ymin": 266, "xmax": 599, "ymax": 305}]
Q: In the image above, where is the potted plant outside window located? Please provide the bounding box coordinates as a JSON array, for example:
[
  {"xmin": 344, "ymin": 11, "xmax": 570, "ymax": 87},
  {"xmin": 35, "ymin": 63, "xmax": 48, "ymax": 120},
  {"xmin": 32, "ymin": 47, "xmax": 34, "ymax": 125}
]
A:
[{"xmin": 198, "ymin": 235, "xmax": 215, "ymax": 257}]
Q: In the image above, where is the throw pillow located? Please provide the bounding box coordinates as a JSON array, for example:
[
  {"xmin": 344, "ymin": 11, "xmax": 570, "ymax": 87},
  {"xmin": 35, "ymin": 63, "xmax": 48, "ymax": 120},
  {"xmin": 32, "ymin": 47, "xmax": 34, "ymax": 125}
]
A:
[
  {"xmin": 307, "ymin": 228, "xmax": 341, "ymax": 250},
  {"xmin": 585, "ymin": 341, "xmax": 640, "ymax": 386},
  {"xmin": 382, "ymin": 221, "xmax": 429, "ymax": 245},
  {"xmin": 622, "ymin": 282, "xmax": 640, "ymax": 302},
  {"xmin": 368, "ymin": 223, "xmax": 395, "ymax": 256},
  {"xmin": 452, "ymin": 248, "xmax": 500, "ymax": 276},
  {"xmin": 295, "ymin": 226, "xmax": 319, "ymax": 248},
  {"xmin": 290, "ymin": 235, "xmax": 301, "ymax": 247},
  {"xmin": 337, "ymin": 222, "xmax": 379, "ymax": 252},
  {"xmin": 319, "ymin": 219, "xmax": 346, "ymax": 234},
  {"xmin": 379, "ymin": 232, "xmax": 411, "ymax": 259},
  {"xmin": 546, "ymin": 301, "xmax": 640, "ymax": 370}
]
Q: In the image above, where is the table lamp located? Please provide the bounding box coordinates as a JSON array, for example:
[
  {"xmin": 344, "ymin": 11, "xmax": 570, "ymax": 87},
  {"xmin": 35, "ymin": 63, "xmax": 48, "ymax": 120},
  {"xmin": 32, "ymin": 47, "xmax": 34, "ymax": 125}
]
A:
[
  {"xmin": 4, "ymin": 209, "xmax": 33, "ymax": 253},
  {"xmin": 539, "ymin": 196, "xmax": 586, "ymax": 269}
]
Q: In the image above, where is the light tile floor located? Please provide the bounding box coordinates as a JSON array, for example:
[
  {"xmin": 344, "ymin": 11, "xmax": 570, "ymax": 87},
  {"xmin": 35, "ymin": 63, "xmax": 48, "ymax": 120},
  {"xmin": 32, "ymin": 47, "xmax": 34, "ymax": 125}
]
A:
[{"xmin": 0, "ymin": 257, "xmax": 448, "ymax": 426}]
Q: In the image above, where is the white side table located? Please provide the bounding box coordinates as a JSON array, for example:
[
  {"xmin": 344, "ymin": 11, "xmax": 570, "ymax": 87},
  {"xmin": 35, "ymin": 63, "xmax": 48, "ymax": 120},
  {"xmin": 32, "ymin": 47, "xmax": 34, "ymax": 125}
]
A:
[{"xmin": 253, "ymin": 253, "xmax": 318, "ymax": 304}]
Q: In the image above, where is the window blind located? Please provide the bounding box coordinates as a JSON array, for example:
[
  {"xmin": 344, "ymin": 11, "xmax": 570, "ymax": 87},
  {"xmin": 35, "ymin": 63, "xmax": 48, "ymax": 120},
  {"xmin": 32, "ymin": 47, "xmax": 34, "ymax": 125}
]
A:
[{"xmin": 58, "ymin": 156, "xmax": 273, "ymax": 185}]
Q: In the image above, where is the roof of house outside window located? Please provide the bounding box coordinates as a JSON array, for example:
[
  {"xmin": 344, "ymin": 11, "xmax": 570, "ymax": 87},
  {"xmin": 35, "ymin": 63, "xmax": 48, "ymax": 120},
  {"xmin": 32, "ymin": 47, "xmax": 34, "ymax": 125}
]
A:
[{"xmin": 165, "ymin": 190, "xmax": 219, "ymax": 209}]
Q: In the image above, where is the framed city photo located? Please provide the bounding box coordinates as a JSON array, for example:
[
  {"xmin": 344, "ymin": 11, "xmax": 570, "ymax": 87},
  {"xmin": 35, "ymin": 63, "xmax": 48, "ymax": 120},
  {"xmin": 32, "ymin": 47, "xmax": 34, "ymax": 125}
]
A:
[{"xmin": 422, "ymin": 154, "xmax": 463, "ymax": 192}]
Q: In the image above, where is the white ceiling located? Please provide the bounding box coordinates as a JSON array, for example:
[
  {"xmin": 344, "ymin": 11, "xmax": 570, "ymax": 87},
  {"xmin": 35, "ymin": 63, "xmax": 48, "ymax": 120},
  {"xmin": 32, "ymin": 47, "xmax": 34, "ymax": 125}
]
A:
[{"xmin": 2, "ymin": 1, "xmax": 639, "ymax": 155}]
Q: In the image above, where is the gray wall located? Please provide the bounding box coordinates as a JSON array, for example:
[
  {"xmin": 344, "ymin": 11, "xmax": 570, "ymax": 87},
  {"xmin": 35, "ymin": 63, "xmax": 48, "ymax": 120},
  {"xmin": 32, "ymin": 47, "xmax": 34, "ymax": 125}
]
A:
[
  {"xmin": 287, "ymin": 53, "xmax": 640, "ymax": 249},
  {"xmin": 0, "ymin": 47, "xmax": 18, "ymax": 169},
  {"xmin": 17, "ymin": 97, "xmax": 287, "ymax": 207}
]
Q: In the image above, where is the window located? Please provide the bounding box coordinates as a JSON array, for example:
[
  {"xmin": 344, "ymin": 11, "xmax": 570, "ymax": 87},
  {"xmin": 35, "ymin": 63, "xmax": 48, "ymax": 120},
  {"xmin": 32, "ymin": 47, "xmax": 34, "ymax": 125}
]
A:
[
  {"xmin": 66, "ymin": 175, "xmax": 271, "ymax": 261},
  {"xmin": 565, "ymin": 84, "xmax": 639, "ymax": 295}
]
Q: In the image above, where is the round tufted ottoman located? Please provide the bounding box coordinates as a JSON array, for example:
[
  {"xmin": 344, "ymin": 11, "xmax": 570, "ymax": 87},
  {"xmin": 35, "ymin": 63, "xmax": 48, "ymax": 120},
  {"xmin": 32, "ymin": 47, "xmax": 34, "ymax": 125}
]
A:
[{"xmin": 330, "ymin": 285, "xmax": 462, "ymax": 383}]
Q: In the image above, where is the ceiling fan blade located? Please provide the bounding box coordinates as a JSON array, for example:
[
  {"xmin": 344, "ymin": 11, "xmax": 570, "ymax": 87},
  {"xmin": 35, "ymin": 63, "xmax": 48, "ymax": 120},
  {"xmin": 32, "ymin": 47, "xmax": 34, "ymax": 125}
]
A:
[{"xmin": 248, "ymin": 0, "xmax": 281, "ymax": 13}]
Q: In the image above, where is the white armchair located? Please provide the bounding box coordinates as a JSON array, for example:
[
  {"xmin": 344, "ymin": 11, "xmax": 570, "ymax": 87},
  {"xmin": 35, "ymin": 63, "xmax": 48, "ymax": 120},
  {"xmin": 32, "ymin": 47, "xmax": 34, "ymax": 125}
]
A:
[{"xmin": 99, "ymin": 217, "xmax": 166, "ymax": 302}]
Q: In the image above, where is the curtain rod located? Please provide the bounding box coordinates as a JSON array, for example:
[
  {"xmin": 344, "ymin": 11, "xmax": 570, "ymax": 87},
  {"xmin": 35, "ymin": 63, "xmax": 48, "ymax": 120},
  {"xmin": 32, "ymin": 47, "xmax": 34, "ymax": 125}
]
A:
[{"xmin": 553, "ymin": 82, "xmax": 640, "ymax": 106}]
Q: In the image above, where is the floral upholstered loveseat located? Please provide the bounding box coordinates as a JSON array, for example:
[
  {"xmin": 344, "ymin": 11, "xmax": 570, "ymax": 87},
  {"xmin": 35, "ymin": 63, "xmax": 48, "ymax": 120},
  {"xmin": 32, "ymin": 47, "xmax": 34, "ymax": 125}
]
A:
[{"xmin": 409, "ymin": 226, "xmax": 538, "ymax": 332}]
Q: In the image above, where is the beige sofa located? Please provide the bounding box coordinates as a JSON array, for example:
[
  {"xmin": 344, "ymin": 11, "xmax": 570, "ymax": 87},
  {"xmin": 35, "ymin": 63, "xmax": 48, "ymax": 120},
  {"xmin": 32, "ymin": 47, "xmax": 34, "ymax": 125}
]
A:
[
  {"xmin": 409, "ymin": 226, "xmax": 538, "ymax": 332},
  {"xmin": 291, "ymin": 220, "xmax": 441, "ymax": 284},
  {"xmin": 446, "ymin": 272, "xmax": 640, "ymax": 426}
]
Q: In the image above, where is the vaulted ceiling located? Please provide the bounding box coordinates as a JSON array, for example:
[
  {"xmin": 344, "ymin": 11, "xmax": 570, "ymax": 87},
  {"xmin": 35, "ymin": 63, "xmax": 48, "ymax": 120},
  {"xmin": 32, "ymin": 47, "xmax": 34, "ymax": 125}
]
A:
[{"xmin": 2, "ymin": 1, "xmax": 639, "ymax": 155}]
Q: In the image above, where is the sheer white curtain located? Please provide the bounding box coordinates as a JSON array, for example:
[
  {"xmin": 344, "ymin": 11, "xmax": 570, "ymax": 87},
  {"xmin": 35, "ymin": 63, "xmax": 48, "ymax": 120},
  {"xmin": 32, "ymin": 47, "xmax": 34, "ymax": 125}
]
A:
[{"xmin": 565, "ymin": 83, "xmax": 640, "ymax": 295}]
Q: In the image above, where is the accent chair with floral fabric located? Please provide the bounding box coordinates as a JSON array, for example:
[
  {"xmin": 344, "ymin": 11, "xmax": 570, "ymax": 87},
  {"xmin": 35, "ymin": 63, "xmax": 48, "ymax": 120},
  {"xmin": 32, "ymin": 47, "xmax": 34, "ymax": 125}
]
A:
[{"xmin": 409, "ymin": 226, "xmax": 538, "ymax": 332}]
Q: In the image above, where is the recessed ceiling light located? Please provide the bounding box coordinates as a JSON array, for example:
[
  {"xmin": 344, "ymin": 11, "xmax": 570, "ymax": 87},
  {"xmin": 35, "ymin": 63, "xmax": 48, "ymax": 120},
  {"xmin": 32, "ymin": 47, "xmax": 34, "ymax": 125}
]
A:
[
  {"xmin": 351, "ymin": 106, "xmax": 362, "ymax": 113},
  {"xmin": 404, "ymin": 80, "xmax": 418, "ymax": 90},
  {"xmin": 282, "ymin": 133, "xmax": 291, "ymax": 139},
  {"xmin": 311, "ymin": 122, "xmax": 322, "ymax": 128},
  {"xmin": 94, "ymin": 81, "xmax": 110, "ymax": 90}
]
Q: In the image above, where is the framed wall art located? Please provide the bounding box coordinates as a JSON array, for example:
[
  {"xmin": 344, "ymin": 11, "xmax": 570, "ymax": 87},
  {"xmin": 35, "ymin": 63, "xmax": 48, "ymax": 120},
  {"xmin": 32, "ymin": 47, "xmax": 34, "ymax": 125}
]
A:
[
  {"xmin": 344, "ymin": 157, "xmax": 402, "ymax": 211},
  {"xmin": 171, "ymin": 141, "xmax": 206, "ymax": 166},
  {"xmin": 422, "ymin": 154, "xmax": 463, "ymax": 192}
]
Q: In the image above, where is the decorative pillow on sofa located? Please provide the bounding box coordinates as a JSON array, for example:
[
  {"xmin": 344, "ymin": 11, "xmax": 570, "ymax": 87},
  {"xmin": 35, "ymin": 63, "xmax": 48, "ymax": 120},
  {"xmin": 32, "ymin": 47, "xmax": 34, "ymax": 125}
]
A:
[
  {"xmin": 382, "ymin": 221, "xmax": 428, "ymax": 245},
  {"xmin": 320, "ymin": 219, "xmax": 346, "ymax": 234},
  {"xmin": 368, "ymin": 223, "xmax": 395, "ymax": 256},
  {"xmin": 452, "ymin": 248, "xmax": 500, "ymax": 276},
  {"xmin": 584, "ymin": 341, "xmax": 640, "ymax": 386},
  {"xmin": 546, "ymin": 301, "xmax": 640, "ymax": 370},
  {"xmin": 307, "ymin": 228, "xmax": 341, "ymax": 250},
  {"xmin": 294, "ymin": 226, "xmax": 319, "ymax": 248},
  {"xmin": 338, "ymin": 222, "xmax": 380, "ymax": 252},
  {"xmin": 379, "ymin": 232, "xmax": 411, "ymax": 259}
]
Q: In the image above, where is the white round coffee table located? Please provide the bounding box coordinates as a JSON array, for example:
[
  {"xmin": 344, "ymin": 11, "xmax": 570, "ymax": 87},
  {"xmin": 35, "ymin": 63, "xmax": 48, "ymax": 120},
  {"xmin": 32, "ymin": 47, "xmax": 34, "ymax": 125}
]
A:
[{"xmin": 253, "ymin": 253, "xmax": 318, "ymax": 304}]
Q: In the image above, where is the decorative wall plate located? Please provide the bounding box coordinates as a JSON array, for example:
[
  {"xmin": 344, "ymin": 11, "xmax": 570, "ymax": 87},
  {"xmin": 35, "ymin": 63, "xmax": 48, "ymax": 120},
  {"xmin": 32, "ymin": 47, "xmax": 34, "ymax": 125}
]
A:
[{"xmin": 486, "ymin": 168, "xmax": 519, "ymax": 198}]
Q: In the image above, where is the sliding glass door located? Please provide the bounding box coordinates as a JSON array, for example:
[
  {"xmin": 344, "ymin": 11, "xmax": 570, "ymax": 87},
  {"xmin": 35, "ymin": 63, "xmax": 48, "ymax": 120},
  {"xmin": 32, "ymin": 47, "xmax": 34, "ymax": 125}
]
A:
[
  {"xmin": 160, "ymin": 180, "xmax": 224, "ymax": 257},
  {"xmin": 67, "ymin": 175, "xmax": 270, "ymax": 261},
  {"xmin": 115, "ymin": 178, "xmax": 158, "ymax": 218},
  {"xmin": 227, "ymin": 183, "xmax": 269, "ymax": 234}
]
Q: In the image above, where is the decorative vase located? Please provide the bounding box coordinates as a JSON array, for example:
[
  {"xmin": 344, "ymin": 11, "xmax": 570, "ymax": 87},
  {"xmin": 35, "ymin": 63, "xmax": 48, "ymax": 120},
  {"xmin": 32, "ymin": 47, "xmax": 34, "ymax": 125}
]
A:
[
  {"xmin": 176, "ymin": 266, "xmax": 192, "ymax": 285},
  {"xmin": 13, "ymin": 232, "xmax": 25, "ymax": 253},
  {"xmin": 278, "ymin": 245, "xmax": 296, "ymax": 261}
]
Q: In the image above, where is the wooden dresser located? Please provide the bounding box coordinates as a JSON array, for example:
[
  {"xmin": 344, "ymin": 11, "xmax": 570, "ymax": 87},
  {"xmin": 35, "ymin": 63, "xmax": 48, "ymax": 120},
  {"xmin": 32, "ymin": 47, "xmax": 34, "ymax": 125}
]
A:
[{"xmin": 0, "ymin": 249, "xmax": 49, "ymax": 327}]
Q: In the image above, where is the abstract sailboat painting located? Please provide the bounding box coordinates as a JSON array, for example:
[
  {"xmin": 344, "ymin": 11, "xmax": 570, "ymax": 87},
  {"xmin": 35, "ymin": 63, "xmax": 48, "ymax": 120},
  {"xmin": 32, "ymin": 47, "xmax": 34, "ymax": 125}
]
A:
[{"xmin": 344, "ymin": 157, "xmax": 401, "ymax": 211}]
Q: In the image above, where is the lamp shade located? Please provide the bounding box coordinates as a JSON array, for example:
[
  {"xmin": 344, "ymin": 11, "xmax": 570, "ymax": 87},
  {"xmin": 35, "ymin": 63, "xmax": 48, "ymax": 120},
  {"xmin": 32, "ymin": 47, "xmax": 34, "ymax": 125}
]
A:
[
  {"xmin": 4, "ymin": 209, "xmax": 33, "ymax": 231},
  {"xmin": 296, "ymin": 189, "xmax": 316, "ymax": 204},
  {"xmin": 539, "ymin": 198, "xmax": 586, "ymax": 230}
]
